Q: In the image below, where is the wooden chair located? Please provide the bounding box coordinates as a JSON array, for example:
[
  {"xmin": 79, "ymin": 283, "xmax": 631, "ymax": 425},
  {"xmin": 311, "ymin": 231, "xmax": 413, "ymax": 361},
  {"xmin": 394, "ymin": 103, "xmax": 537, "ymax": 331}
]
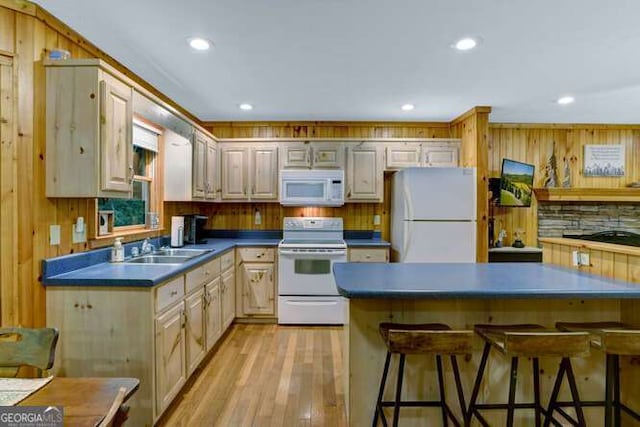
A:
[
  {"xmin": 467, "ymin": 324, "xmax": 591, "ymax": 427},
  {"xmin": 0, "ymin": 327, "xmax": 59, "ymax": 377},
  {"xmin": 97, "ymin": 386, "xmax": 128, "ymax": 427},
  {"xmin": 556, "ymin": 321, "xmax": 640, "ymax": 427}
]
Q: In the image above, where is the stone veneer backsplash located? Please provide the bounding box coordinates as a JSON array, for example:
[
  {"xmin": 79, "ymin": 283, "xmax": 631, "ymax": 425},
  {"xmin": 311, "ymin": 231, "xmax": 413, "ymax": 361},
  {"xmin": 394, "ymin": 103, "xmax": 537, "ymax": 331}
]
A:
[{"xmin": 538, "ymin": 203, "xmax": 640, "ymax": 238}]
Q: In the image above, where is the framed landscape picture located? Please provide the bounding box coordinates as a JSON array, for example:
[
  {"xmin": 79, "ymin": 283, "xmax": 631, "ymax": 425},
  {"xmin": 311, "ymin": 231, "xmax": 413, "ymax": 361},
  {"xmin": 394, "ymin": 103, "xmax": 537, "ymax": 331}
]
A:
[{"xmin": 583, "ymin": 144, "xmax": 625, "ymax": 177}]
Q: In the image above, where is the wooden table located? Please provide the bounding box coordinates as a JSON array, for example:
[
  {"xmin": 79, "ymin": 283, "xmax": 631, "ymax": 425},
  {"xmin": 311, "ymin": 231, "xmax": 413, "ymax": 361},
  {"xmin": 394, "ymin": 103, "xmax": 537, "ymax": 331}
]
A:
[{"xmin": 18, "ymin": 377, "xmax": 139, "ymax": 427}]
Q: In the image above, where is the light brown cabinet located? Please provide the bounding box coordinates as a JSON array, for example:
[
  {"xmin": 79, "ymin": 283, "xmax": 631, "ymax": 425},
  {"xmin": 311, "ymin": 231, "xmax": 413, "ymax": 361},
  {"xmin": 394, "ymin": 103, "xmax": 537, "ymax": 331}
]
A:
[
  {"xmin": 346, "ymin": 144, "xmax": 383, "ymax": 202},
  {"xmin": 236, "ymin": 247, "xmax": 276, "ymax": 318},
  {"xmin": 385, "ymin": 143, "xmax": 421, "ymax": 169},
  {"xmin": 348, "ymin": 247, "xmax": 390, "ymax": 263},
  {"xmin": 155, "ymin": 302, "xmax": 186, "ymax": 415},
  {"xmin": 221, "ymin": 268, "xmax": 236, "ymax": 329},
  {"xmin": 185, "ymin": 289, "xmax": 205, "ymax": 375},
  {"xmin": 46, "ymin": 60, "xmax": 133, "ymax": 198},
  {"xmin": 204, "ymin": 279, "xmax": 222, "ymax": 351},
  {"xmin": 280, "ymin": 142, "xmax": 344, "ymax": 169},
  {"xmin": 422, "ymin": 143, "xmax": 459, "ymax": 167},
  {"xmin": 193, "ymin": 131, "xmax": 218, "ymax": 200},
  {"xmin": 221, "ymin": 144, "xmax": 278, "ymax": 201}
]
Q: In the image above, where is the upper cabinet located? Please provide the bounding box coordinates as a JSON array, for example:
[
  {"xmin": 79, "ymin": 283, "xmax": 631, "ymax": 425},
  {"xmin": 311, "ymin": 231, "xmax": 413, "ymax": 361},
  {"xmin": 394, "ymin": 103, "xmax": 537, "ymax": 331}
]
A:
[
  {"xmin": 46, "ymin": 61, "xmax": 133, "ymax": 198},
  {"xmin": 346, "ymin": 144, "xmax": 383, "ymax": 202},
  {"xmin": 192, "ymin": 130, "xmax": 218, "ymax": 200},
  {"xmin": 280, "ymin": 142, "xmax": 345, "ymax": 169},
  {"xmin": 385, "ymin": 143, "xmax": 422, "ymax": 169},
  {"xmin": 422, "ymin": 142, "xmax": 459, "ymax": 167},
  {"xmin": 221, "ymin": 144, "xmax": 278, "ymax": 201}
]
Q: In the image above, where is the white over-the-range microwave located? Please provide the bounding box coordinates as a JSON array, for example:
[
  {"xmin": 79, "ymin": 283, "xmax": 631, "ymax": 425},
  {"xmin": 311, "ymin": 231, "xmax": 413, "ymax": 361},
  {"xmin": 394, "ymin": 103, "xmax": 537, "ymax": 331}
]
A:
[{"xmin": 279, "ymin": 169, "xmax": 344, "ymax": 206}]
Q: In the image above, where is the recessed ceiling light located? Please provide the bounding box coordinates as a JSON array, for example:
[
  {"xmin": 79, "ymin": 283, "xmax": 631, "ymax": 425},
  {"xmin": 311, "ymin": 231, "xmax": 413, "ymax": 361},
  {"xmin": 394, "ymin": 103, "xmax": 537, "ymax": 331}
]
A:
[
  {"xmin": 189, "ymin": 37, "xmax": 211, "ymax": 51},
  {"xmin": 239, "ymin": 103, "xmax": 253, "ymax": 111},
  {"xmin": 557, "ymin": 96, "xmax": 575, "ymax": 105},
  {"xmin": 401, "ymin": 104, "xmax": 415, "ymax": 111},
  {"xmin": 454, "ymin": 37, "xmax": 478, "ymax": 51}
]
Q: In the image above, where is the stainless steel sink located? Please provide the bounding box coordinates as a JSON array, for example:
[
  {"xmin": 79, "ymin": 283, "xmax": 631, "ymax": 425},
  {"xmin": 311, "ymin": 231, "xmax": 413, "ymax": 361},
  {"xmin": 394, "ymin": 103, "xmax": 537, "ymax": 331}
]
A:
[
  {"xmin": 152, "ymin": 248, "xmax": 212, "ymax": 257},
  {"xmin": 124, "ymin": 255, "xmax": 193, "ymax": 264}
]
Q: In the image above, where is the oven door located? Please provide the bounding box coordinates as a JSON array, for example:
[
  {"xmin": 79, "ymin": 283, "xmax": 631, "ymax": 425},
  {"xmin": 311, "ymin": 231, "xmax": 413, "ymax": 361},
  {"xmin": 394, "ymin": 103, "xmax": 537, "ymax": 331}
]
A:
[{"xmin": 278, "ymin": 249, "xmax": 346, "ymax": 295}]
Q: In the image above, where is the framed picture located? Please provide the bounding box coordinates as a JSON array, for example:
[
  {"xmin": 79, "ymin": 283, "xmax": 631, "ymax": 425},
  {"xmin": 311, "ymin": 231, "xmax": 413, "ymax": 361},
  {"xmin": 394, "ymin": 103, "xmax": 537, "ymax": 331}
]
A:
[{"xmin": 583, "ymin": 144, "xmax": 625, "ymax": 177}]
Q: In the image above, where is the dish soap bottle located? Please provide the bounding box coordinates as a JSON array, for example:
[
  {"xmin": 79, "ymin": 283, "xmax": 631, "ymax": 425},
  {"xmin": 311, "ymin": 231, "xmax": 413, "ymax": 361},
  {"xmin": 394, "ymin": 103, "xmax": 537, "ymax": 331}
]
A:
[{"xmin": 111, "ymin": 237, "xmax": 125, "ymax": 262}]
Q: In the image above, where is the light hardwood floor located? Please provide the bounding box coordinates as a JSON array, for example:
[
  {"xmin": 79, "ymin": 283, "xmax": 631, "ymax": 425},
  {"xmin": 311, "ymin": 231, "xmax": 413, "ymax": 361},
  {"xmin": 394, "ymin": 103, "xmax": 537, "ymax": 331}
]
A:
[{"xmin": 157, "ymin": 324, "xmax": 347, "ymax": 427}]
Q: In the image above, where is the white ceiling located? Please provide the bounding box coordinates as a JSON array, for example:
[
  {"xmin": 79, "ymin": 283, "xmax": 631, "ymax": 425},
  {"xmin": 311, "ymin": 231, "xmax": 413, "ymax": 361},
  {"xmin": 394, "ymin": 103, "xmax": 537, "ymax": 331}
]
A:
[{"xmin": 35, "ymin": 0, "xmax": 640, "ymax": 123}]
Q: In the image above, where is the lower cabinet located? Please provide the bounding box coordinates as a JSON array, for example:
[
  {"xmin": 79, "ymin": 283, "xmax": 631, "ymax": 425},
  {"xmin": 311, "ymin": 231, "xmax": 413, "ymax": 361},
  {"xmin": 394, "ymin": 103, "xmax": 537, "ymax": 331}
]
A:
[
  {"xmin": 155, "ymin": 302, "xmax": 187, "ymax": 414},
  {"xmin": 46, "ymin": 249, "xmax": 236, "ymax": 427},
  {"xmin": 348, "ymin": 247, "xmax": 390, "ymax": 263},
  {"xmin": 236, "ymin": 247, "xmax": 277, "ymax": 318}
]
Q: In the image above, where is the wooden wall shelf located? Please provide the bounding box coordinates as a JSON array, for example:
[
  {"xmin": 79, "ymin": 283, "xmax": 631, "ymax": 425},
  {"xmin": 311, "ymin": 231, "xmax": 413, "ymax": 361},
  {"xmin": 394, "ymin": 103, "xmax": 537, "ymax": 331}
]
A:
[{"xmin": 533, "ymin": 187, "xmax": 640, "ymax": 202}]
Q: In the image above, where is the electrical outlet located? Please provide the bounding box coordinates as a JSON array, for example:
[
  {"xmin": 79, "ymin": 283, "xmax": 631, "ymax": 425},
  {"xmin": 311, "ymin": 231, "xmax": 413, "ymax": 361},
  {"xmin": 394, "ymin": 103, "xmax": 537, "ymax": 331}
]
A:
[
  {"xmin": 572, "ymin": 250, "xmax": 579, "ymax": 266},
  {"xmin": 254, "ymin": 210, "xmax": 262, "ymax": 225},
  {"xmin": 373, "ymin": 214, "xmax": 381, "ymax": 225},
  {"xmin": 50, "ymin": 225, "xmax": 61, "ymax": 245},
  {"xmin": 72, "ymin": 228, "xmax": 86, "ymax": 244},
  {"xmin": 579, "ymin": 252, "xmax": 590, "ymax": 266}
]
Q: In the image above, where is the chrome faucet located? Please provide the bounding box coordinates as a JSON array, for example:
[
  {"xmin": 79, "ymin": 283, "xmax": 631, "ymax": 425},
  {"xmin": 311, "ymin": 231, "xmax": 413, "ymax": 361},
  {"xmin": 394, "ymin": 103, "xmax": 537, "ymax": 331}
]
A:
[{"xmin": 141, "ymin": 238, "xmax": 155, "ymax": 254}]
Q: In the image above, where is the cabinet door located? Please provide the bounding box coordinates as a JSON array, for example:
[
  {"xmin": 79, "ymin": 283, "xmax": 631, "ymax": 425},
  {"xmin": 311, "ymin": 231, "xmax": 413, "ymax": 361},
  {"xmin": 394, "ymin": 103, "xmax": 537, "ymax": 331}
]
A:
[
  {"xmin": 312, "ymin": 143, "xmax": 345, "ymax": 168},
  {"xmin": 155, "ymin": 302, "xmax": 186, "ymax": 414},
  {"xmin": 385, "ymin": 143, "xmax": 421, "ymax": 169},
  {"xmin": 221, "ymin": 269, "xmax": 235, "ymax": 329},
  {"xmin": 205, "ymin": 279, "xmax": 222, "ymax": 351},
  {"xmin": 100, "ymin": 75, "xmax": 133, "ymax": 193},
  {"xmin": 281, "ymin": 143, "xmax": 311, "ymax": 168},
  {"xmin": 221, "ymin": 146, "xmax": 248, "ymax": 200},
  {"xmin": 250, "ymin": 145, "xmax": 278, "ymax": 200},
  {"xmin": 422, "ymin": 144, "xmax": 459, "ymax": 167},
  {"xmin": 241, "ymin": 263, "xmax": 275, "ymax": 315},
  {"xmin": 185, "ymin": 289, "xmax": 205, "ymax": 375},
  {"xmin": 205, "ymin": 139, "xmax": 218, "ymax": 199},
  {"xmin": 163, "ymin": 131, "xmax": 192, "ymax": 201},
  {"xmin": 192, "ymin": 132, "xmax": 207, "ymax": 199},
  {"xmin": 346, "ymin": 144, "xmax": 383, "ymax": 201}
]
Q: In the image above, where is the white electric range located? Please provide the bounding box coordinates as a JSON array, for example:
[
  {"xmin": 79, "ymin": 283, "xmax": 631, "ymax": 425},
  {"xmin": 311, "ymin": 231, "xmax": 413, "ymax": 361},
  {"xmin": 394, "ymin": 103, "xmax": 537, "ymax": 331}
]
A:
[{"xmin": 278, "ymin": 217, "xmax": 347, "ymax": 324}]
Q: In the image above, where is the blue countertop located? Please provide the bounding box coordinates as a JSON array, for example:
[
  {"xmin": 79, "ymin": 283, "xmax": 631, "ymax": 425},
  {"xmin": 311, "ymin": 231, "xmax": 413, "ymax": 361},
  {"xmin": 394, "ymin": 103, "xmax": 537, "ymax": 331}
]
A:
[
  {"xmin": 43, "ymin": 238, "xmax": 280, "ymax": 288},
  {"xmin": 333, "ymin": 263, "xmax": 640, "ymax": 299},
  {"xmin": 345, "ymin": 239, "xmax": 390, "ymax": 248}
]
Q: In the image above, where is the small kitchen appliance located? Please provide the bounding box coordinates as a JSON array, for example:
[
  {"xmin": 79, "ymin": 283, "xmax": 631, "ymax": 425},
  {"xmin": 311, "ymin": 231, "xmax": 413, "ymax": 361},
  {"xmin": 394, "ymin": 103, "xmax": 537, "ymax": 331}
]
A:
[
  {"xmin": 170, "ymin": 216, "xmax": 184, "ymax": 247},
  {"xmin": 183, "ymin": 214, "xmax": 208, "ymax": 244},
  {"xmin": 280, "ymin": 169, "xmax": 344, "ymax": 206},
  {"xmin": 278, "ymin": 217, "xmax": 347, "ymax": 324}
]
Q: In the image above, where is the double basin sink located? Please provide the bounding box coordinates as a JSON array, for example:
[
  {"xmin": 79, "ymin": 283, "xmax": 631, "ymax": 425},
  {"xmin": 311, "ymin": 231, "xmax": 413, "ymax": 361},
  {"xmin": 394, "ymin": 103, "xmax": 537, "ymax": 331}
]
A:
[{"xmin": 124, "ymin": 248, "xmax": 212, "ymax": 265}]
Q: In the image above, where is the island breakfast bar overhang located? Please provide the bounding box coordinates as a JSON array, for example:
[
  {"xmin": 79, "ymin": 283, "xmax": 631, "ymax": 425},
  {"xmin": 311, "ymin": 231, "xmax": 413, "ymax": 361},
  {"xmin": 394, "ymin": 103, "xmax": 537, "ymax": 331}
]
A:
[{"xmin": 333, "ymin": 263, "xmax": 640, "ymax": 426}]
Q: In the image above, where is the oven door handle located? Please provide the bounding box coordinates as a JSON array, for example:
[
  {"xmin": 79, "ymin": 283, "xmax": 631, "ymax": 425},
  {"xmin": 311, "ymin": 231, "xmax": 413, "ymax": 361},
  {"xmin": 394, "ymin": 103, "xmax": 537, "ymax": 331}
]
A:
[{"xmin": 279, "ymin": 249, "xmax": 346, "ymax": 256}]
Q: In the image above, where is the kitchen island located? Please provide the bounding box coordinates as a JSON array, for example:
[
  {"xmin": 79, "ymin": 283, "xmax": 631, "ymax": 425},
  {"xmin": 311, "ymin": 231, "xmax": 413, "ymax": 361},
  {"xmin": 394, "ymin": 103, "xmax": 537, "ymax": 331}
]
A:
[{"xmin": 334, "ymin": 263, "xmax": 640, "ymax": 426}]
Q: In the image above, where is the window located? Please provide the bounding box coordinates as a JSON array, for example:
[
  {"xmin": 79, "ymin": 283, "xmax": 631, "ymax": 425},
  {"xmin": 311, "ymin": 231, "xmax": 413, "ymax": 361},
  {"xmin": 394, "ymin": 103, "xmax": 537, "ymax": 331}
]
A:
[{"xmin": 98, "ymin": 124, "xmax": 159, "ymax": 230}]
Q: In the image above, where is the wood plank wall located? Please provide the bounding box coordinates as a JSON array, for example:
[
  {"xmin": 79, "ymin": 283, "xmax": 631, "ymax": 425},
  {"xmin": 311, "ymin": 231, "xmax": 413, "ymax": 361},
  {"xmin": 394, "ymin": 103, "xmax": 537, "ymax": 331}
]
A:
[
  {"xmin": 489, "ymin": 124, "xmax": 640, "ymax": 247},
  {"xmin": 450, "ymin": 107, "xmax": 491, "ymax": 262},
  {"xmin": 0, "ymin": 3, "xmax": 175, "ymax": 327},
  {"xmin": 176, "ymin": 121, "xmax": 455, "ymax": 239}
]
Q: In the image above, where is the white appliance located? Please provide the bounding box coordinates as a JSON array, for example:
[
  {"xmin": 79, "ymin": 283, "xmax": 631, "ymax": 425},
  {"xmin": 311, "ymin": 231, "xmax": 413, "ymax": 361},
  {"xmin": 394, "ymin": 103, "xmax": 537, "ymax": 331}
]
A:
[
  {"xmin": 170, "ymin": 216, "xmax": 184, "ymax": 247},
  {"xmin": 278, "ymin": 217, "xmax": 347, "ymax": 324},
  {"xmin": 280, "ymin": 169, "xmax": 344, "ymax": 206},
  {"xmin": 391, "ymin": 167, "xmax": 477, "ymax": 263}
]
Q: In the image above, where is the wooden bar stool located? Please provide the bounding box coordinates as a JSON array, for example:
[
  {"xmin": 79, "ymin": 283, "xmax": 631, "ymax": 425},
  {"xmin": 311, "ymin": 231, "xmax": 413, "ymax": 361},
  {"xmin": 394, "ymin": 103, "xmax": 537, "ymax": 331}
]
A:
[
  {"xmin": 555, "ymin": 321, "xmax": 640, "ymax": 427},
  {"xmin": 373, "ymin": 323, "xmax": 473, "ymax": 427},
  {"xmin": 467, "ymin": 324, "xmax": 591, "ymax": 427}
]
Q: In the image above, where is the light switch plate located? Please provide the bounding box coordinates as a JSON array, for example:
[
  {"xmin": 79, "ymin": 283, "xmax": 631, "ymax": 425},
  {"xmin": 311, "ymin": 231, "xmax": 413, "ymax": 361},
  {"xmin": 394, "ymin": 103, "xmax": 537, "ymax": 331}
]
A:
[
  {"xmin": 50, "ymin": 225, "xmax": 61, "ymax": 245},
  {"xmin": 572, "ymin": 250, "xmax": 579, "ymax": 266},
  {"xmin": 373, "ymin": 214, "xmax": 381, "ymax": 225},
  {"xmin": 579, "ymin": 252, "xmax": 590, "ymax": 266}
]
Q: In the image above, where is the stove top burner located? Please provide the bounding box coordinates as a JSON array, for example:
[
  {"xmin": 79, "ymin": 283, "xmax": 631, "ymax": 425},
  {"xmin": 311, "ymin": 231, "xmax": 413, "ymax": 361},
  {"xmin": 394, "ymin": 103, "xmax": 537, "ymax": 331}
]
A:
[{"xmin": 562, "ymin": 230, "xmax": 640, "ymax": 247}]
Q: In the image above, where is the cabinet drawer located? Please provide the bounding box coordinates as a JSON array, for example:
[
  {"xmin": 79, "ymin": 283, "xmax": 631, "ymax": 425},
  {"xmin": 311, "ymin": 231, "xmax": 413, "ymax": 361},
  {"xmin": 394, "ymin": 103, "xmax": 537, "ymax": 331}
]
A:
[
  {"xmin": 156, "ymin": 276, "xmax": 185, "ymax": 313},
  {"xmin": 349, "ymin": 248, "xmax": 389, "ymax": 263},
  {"xmin": 185, "ymin": 257, "xmax": 221, "ymax": 294},
  {"xmin": 221, "ymin": 250, "xmax": 235, "ymax": 271},
  {"xmin": 238, "ymin": 247, "xmax": 275, "ymax": 263}
]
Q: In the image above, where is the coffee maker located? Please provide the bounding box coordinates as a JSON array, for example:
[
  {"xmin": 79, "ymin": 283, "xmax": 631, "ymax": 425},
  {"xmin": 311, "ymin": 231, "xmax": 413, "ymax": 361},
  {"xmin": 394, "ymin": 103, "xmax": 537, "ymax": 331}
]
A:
[{"xmin": 183, "ymin": 215, "xmax": 208, "ymax": 244}]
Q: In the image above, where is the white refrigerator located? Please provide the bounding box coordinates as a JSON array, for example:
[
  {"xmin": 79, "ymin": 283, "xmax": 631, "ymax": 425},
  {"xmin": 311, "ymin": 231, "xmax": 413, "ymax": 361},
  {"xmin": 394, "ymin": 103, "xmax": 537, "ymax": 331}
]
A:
[{"xmin": 391, "ymin": 167, "xmax": 477, "ymax": 263}]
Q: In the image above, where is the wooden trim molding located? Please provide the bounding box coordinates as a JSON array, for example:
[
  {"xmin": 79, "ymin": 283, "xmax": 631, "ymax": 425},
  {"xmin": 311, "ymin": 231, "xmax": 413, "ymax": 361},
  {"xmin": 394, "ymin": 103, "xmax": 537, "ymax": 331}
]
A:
[
  {"xmin": 534, "ymin": 187, "xmax": 640, "ymax": 202},
  {"xmin": 539, "ymin": 237, "xmax": 640, "ymax": 257},
  {"xmin": 450, "ymin": 106, "xmax": 492, "ymax": 126},
  {"xmin": 490, "ymin": 122, "xmax": 640, "ymax": 130},
  {"xmin": 215, "ymin": 137, "xmax": 461, "ymax": 143},
  {"xmin": 0, "ymin": 0, "xmax": 35, "ymax": 15},
  {"xmin": 204, "ymin": 120, "xmax": 452, "ymax": 129}
]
